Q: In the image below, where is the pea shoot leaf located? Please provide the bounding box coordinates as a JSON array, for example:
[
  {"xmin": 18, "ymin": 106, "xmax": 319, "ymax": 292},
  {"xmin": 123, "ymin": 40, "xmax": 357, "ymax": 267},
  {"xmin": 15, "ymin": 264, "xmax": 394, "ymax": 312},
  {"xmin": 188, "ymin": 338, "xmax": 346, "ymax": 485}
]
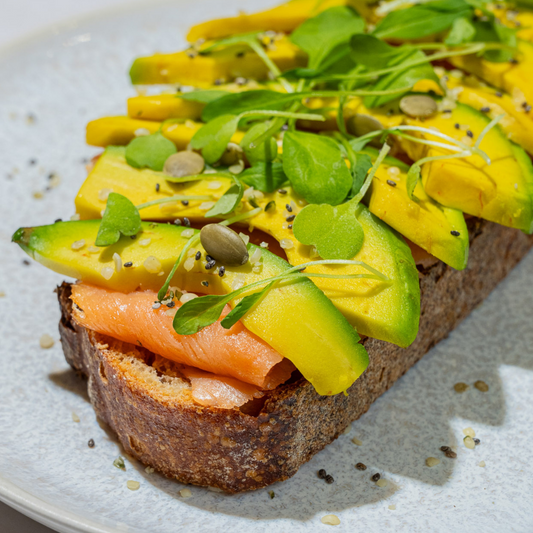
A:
[
  {"xmin": 282, "ymin": 131, "xmax": 352, "ymax": 205},
  {"xmin": 220, "ymin": 281, "xmax": 275, "ymax": 329},
  {"xmin": 240, "ymin": 122, "xmax": 277, "ymax": 165},
  {"xmin": 190, "ymin": 114, "xmax": 239, "ymax": 164},
  {"xmin": 198, "ymin": 31, "xmax": 260, "ymax": 55},
  {"xmin": 472, "ymin": 19, "xmax": 517, "ymax": 63},
  {"xmin": 173, "ymin": 294, "xmax": 230, "ymax": 335},
  {"xmin": 239, "ymin": 162, "xmax": 288, "ymax": 193},
  {"xmin": 445, "ymin": 17, "xmax": 476, "ymax": 46},
  {"xmin": 293, "ymin": 202, "xmax": 364, "ymax": 260},
  {"xmin": 350, "ymin": 34, "xmax": 401, "ymax": 70},
  {"xmin": 290, "ymin": 6, "xmax": 365, "ymax": 70},
  {"xmin": 406, "ymin": 164, "xmax": 421, "ymax": 200},
  {"xmin": 205, "ymin": 180, "xmax": 244, "ymax": 217},
  {"xmin": 95, "ymin": 193, "xmax": 141, "ymax": 247},
  {"xmin": 348, "ymin": 154, "xmax": 373, "ymax": 200},
  {"xmin": 125, "ymin": 132, "xmax": 177, "ymax": 171},
  {"xmin": 201, "ymin": 90, "xmax": 297, "ymax": 122},
  {"xmin": 178, "ymin": 90, "xmax": 230, "ymax": 104},
  {"xmin": 373, "ymin": 0, "xmax": 472, "ymax": 40}
]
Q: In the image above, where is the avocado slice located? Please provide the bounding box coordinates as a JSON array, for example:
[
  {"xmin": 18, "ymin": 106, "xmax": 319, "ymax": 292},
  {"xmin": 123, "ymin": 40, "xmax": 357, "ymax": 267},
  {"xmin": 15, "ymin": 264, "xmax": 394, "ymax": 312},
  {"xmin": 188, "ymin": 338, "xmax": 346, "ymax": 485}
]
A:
[
  {"xmin": 129, "ymin": 37, "xmax": 306, "ymax": 86},
  {"xmin": 12, "ymin": 220, "xmax": 368, "ymax": 396},
  {"xmin": 397, "ymin": 103, "xmax": 533, "ymax": 233},
  {"xmin": 75, "ymin": 147, "xmax": 421, "ymax": 347}
]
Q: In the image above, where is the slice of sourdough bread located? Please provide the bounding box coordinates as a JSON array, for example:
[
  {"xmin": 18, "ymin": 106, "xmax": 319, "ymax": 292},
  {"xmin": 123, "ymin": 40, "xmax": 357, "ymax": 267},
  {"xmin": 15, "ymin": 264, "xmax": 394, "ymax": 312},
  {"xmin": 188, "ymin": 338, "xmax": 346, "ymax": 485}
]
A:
[{"xmin": 57, "ymin": 217, "xmax": 533, "ymax": 493}]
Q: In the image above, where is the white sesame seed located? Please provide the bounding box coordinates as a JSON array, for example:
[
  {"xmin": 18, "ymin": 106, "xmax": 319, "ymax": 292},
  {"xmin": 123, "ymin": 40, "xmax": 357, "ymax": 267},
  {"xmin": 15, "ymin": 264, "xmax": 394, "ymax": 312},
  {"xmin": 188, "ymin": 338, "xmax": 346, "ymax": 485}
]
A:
[
  {"xmin": 231, "ymin": 274, "xmax": 246, "ymax": 291},
  {"xmin": 33, "ymin": 191, "xmax": 44, "ymax": 199},
  {"xmin": 101, "ymin": 266, "xmax": 114, "ymax": 280},
  {"xmin": 351, "ymin": 437, "xmax": 362, "ymax": 446},
  {"xmin": 463, "ymin": 427, "xmax": 476, "ymax": 438},
  {"xmin": 184, "ymin": 257, "xmax": 195, "ymax": 272},
  {"xmin": 243, "ymin": 187, "xmax": 255, "ymax": 200},
  {"xmin": 0, "ymin": 291, "xmax": 5, "ymax": 298},
  {"xmin": 71, "ymin": 412, "xmax": 80, "ymax": 423},
  {"xmin": 70, "ymin": 214, "xmax": 80, "ymax": 221},
  {"xmin": 138, "ymin": 238, "xmax": 151, "ymax": 247},
  {"xmin": 239, "ymin": 232, "xmax": 250, "ymax": 245},
  {"xmin": 199, "ymin": 201, "xmax": 216, "ymax": 211},
  {"xmin": 252, "ymin": 264, "xmax": 263, "ymax": 274},
  {"xmin": 165, "ymin": 309, "xmax": 177, "ymax": 317},
  {"xmin": 39, "ymin": 334, "xmax": 54, "ymax": 349},
  {"xmin": 260, "ymin": 242, "xmax": 269, "ymax": 248},
  {"xmin": 113, "ymin": 253, "xmax": 122, "ymax": 273},
  {"xmin": 179, "ymin": 488, "xmax": 192, "ymax": 498},
  {"xmin": 426, "ymin": 457, "xmax": 440, "ymax": 467},
  {"xmin": 478, "ymin": 461, "xmax": 486, "ymax": 467},
  {"xmin": 145, "ymin": 466, "xmax": 155, "ymax": 474},
  {"xmin": 280, "ymin": 239, "xmax": 293, "ymax": 250},
  {"xmin": 127, "ymin": 480, "xmax": 140, "ymax": 491},
  {"xmin": 71, "ymin": 239, "xmax": 86, "ymax": 251},
  {"xmin": 88, "ymin": 246, "xmax": 100, "ymax": 253},
  {"xmin": 144, "ymin": 256, "xmax": 162, "ymax": 274},
  {"xmin": 181, "ymin": 228, "xmax": 194, "ymax": 238},
  {"xmin": 387, "ymin": 166, "xmax": 400, "ymax": 176},
  {"xmin": 98, "ymin": 188, "xmax": 113, "ymax": 202},
  {"xmin": 180, "ymin": 293, "xmax": 198, "ymax": 304},
  {"xmin": 464, "ymin": 436, "xmax": 476, "ymax": 449},
  {"xmin": 250, "ymin": 248, "xmax": 262, "ymax": 264},
  {"xmin": 388, "ymin": 504, "xmax": 396, "ymax": 510},
  {"xmin": 207, "ymin": 181, "xmax": 222, "ymax": 190},
  {"xmin": 134, "ymin": 128, "xmax": 151, "ymax": 137},
  {"xmin": 376, "ymin": 478, "xmax": 388, "ymax": 487},
  {"xmin": 321, "ymin": 514, "xmax": 340, "ymax": 526}
]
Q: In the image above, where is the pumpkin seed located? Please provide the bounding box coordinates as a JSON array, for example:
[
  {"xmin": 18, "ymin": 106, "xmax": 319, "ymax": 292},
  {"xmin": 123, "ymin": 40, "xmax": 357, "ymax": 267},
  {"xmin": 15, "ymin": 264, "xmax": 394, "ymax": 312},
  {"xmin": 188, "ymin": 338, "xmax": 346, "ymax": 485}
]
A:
[
  {"xmin": 219, "ymin": 142, "xmax": 243, "ymax": 166},
  {"xmin": 163, "ymin": 151, "xmax": 205, "ymax": 178},
  {"xmin": 399, "ymin": 95, "xmax": 438, "ymax": 119},
  {"xmin": 200, "ymin": 224, "xmax": 249, "ymax": 266},
  {"xmin": 346, "ymin": 114, "xmax": 384, "ymax": 147}
]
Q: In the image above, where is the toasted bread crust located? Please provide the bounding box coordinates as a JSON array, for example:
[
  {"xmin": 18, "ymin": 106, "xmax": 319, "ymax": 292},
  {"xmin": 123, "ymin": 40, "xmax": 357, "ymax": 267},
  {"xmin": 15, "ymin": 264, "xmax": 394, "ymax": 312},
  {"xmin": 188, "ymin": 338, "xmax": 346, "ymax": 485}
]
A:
[{"xmin": 58, "ymin": 218, "xmax": 532, "ymax": 493}]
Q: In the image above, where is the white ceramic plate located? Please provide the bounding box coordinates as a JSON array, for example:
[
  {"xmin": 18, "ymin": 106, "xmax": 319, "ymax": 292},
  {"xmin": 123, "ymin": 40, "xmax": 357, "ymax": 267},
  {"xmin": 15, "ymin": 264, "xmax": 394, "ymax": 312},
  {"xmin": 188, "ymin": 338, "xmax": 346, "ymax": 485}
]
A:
[{"xmin": 1, "ymin": 1, "xmax": 533, "ymax": 532}]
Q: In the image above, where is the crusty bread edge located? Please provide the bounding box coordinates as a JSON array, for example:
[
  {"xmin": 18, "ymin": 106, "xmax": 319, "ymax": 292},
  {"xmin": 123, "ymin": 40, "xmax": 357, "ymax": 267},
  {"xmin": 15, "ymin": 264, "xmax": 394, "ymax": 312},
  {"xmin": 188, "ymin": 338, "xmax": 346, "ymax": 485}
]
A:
[{"xmin": 58, "ymin": 218, "xmax": 533, "ymax": 493}]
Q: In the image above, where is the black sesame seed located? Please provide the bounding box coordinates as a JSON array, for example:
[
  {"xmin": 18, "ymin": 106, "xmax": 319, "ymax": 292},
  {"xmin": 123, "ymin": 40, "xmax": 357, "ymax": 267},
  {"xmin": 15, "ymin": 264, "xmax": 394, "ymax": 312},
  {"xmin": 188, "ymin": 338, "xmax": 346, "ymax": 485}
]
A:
[
  {"xmin": 285, "ymin": 203, "xmax": 293, "ymax": 213},
  {"xmin": 201, "ymin": 280, "xmax": 209, "ymax": 287},
  {"xmin": 214, "ymin": 79, "xmax": 224, "ymax": 86},
  {"xmin": 166, "ymin": 301, "xmax": 176, "ymax": 308},
  {"xmin": 88, "ymin": 439, "xmax": 95, "ymax": 448},
  {"xmin": 454, "ymin": 123, "xmax": 460, "ymax": 129},
  {"xmin": 510, "ymin": 58, "xmax": 519, "ymax": 65},
  {"xmin": 325, "ymin": 475, "xmax": 334, "ymax": 484},
  {"xmin": 54, "ymin": 218, "xmax": 62, "ymax": 223},
  {"xmin": 288, "ymin": 224, "xmax": 293, "ymax": 229},
  {"xmin": 281, "ymin": 124, "xmax": 289, "ymax": 131},
  {"xmin": 206, "ymin": 255, "xmax": 214, "ymax": 262},
  {"xmin": 278, "ymin": 189, "xmax": 287, "ymax": 195},
  {"xmin": 124, "ymin": 261, "xmax": 133, "ymax": 268},
  {"xmin": 495, "ymin": 92, "xmax": 503, "ymax": 98},
  {"xmin": 130, "ymin": 235, "xmax": 137, "ymax": 239},
  {"xmin": 371, "ymin": 473, "xmax": 381, "ymax": 482},
  {"xmin": 47, "ymin": 173, "xmax": 56, "ymax": 180},
  {"xmin": 155, "ymin": 183, "xmax": 160, "ymax": 192},
  {"xmin": 451, "ymin": 230, "xmax": 460, "ymax": 237},
  {"xmin": 28, "ymin": 158, "xmax": 37, "ymax": 166},
  {"xmin": 236, "ymin": 51, "xmax": 245, "ymax": 58},
  {"xmin": 23, "ymin": 259, "xmax": 30, "ymax": 266},
  {"xmin": 195, "ymin": 251, "xmax": 201, "ymax": 260},
  {"xmin": 445, "ymin": 450, "xmax": 457, "ymax": 459},
  {"xmin": 183, "ymin": 217, "xmax": 191, "ymax": 227},
  {"xmin": 182, "ymin": 200, "xmax": 189, "ymax": 206},
  {"xmin": 387, "ymin": 179, "xmax": 397, "ymax": 187},
  {"xmin": 218, "ymin": 266, "xmax": 226, "ymax": 277},
  {"xmin": 355, "ymin": 463, "xmax": 367, "ymax": 471},
  {"xmin": 480, "ymin": 107, "xmax": 490, "ymax": 113},
  {"xmin": 440, "ymin": 446, "xmax": 451, "ymax": 452},
  {"xmin": 174, "ymin": 218, "xmax": 182, "ymax": 226},
  {"xmin": 286, "ymin": 215, "xmax": 296, "ymax": 222},
  {"xmin": 473, "ymin": 438, "xmax": 480, "ymax": 445},
  {"xmin": 466, "ymin": 130, "xmax": 474, "ymax": 138},
  {"xmin": 318, "ymin": 469, "xmax": 327, "ymax": 479},
  {"xmin": 525, "ymin": 105, "xmax": 532, "ymax": 113},
  {"xmin": 205, "ymin": 260, "xmax": 216, "ymax": 270},
  {"xmin": 443, "ymin": 109, "xmax": 452, "ymax": 114}
]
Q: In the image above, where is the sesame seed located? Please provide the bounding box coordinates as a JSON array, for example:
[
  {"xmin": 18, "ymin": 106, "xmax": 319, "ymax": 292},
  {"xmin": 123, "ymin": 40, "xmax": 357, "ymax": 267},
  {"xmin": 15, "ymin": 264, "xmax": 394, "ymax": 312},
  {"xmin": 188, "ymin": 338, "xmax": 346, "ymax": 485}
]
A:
[
  {"xmin": 23, "ymin": 259, "xmax": 30, "ymax": 266},
  {"xmin": 495, "ymin": 92, "xmax": 503, "ymax": 97},
  {"xmin": 440, "ymin": 446, "xmax": 451, "ymax": 452},
  {"xmin": 355, "ymin": 463, "xmax": 367, "ymax": 471},
  {"xmin": 352, "ymin": 437, "xmax": 362, "ymax": 446},
  {"xmin": 100, "ymin": 266, "xmax": 114, "ymax": 280},
  {"xmin": 39, "ymin": 334, "xmax": 54, "ymax": 349},
  {"xmin": 445, "ymin": 450, "xmax": 457, "ymax": 459},
  {"xmin": 286, "ymin": 215, "xmax": 295, "ymax": 222},
  {"xmin": 179, "ymin": 488, "xmax": 192, "ymax": 498},
  {"xmin": 88, "ymin": 439, "xmax": 95, "ymax": 448},
  {"xmin": 288, "ymin": 224, "xmax": 293, "ymax": 229},
  {"xmin": 29, "ymin": 158, "xmax": 37, "ymax": 165},
  {"xmin": 318, "ymin": 469, "xmax": 327, "ymax": 479},
  {"xmin": 71, "ymin": 239, "xmax": 86, "ymax": 251},
  {"xmin": 474, "ymin": 380, "xmax": 489, "ymax": 392},
  {"xmin": 181, "ymin": 200, "xmax": 189, "ymax": 206},
  {"xmin": 510, "ymin": 58, "xmax": 519, "ymax": 64},
  {"xmin": 454, "ymin": 123, "xmax": 460, "ymax": 129},
  {"xmin": 152, "ymin": 302, "xmax": 161, "ymax": 309},
  {"xmin": 321, "ymin": 515, "xmax": 340, "ymax": 526},
  {"xmin": 155, "ymin": 183, "xmax": 160, "ymax": 192},
  {"xmin": 387, "ymin": 179, "xmax": 397, "ymax": 187},
  {"xmin": 183, "ymin": 217, "xmax": 191, "ymax": 227},
  {"xmin": 127, "ymin": 480, "xmax": 140, "ymax": 491},
  {"xmin": 166, "ymin": 301, "xmax": 176, "ymax": 308},
  {"xmin": 451, "ymin": 230, "xmax": 461, "ymax": 237},
  {"xmin": 201, "ymin": 280, "xmax": 209, "ymax": 287},
  {"xmin": 464, "ymin": 436, "xmax": 476, "ymax": 449},
  {"xmin": 205, "ymin": 260, "xmax": 216, "ymax": 270},
  {"xmin": 426, "ymin": 457, "xmax": 440, "ymax": 467},
  {"xmin": 325, "ymin": 474, "xmax": 334, "ymax": 484},
  {"xmin": 463, "ymin": 427, "xmax": 476, "ymax": 438},
  {"xmin": 113, "ymin": 252, "xmax": 122, "ymax": 273},
  {"xmin": 143, "ymin": 256, "xmax": 162, "ymax": 274},
  {"xmin": 474, "ymin": 438, "xmax": 481, "ymax": 445},
  {"xmin": 371, "ymin": 473, "xmax": 381, "ymax": 482},
  {"xmin": 71, "ymin": 412, "xmax": 80, "ymax": 423},
  {"xmin": 139, "ymin": 238, "xmax": 151, "ymax": 247},
  {"xmin": 54, "ymin": 218, "xmax": 62, "ymax": 223},
  {"xmin": 525, "ymin": 105, "xmax": 532, "ymax": 113},
  {"xmin": 206, "ymin": 255, "xmax": 214, "ymax": 262},
  {"xmin": 466, "ymin": 130, "xmax": 474, "ymax": 138},
  {"xmin": 174, "ymin": 218, "xmax": 182, "ymax": 226},
  {"xmin": 285, "ymin": 203, "xmax": 292, "ymax": 212},
  {"xmin": 376, "ymin": 478, "xmax": 388, "ymax": 487},
  {"xmin": 278, "ymin": 189, "xmax": 287, "ymax": 195},
  {"xmin": 124, "ymin": 261, "xmax": 133, "ymax": 268},
  {"xmin": 268, "ymin": 490, "xmax": 275, "ymax": 499},
  {"xmin": 480, "ymin": 107, "xmax": 490, "ymax": 113},
  {"xmin": 195, "ymin": 251, "xmax": 201, "ymax": 260},
  {"xmin": 218, "ymin": 266, "xmax": 225, "ymax": 277}
]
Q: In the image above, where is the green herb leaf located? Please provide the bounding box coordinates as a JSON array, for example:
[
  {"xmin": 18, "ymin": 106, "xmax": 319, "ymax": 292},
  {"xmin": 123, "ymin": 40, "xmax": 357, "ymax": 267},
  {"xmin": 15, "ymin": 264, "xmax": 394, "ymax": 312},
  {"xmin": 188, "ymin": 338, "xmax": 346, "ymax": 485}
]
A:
[
  {"xmin": 240, "ymin": 162, "xmax": 288, "ymax": 193},
  {"xmin": 265, "ymin": 200, "xmax": 276, "ymax": 212},
  {"xmin": 240, "ymin": 122, "xmax": 278, "ymax": 165},
  {"xmin": 445, "ymin": 17, "xmax": 476, "ymax": 46},
  {"xmin": 473, "ymin": 19, "xmax": 517, "ymax": 63},
  {"xmin": 349, "ymin": 154, "xmax": 373, "ymax": 199},
  {"xmin": 350, "ymin": 34, "xmax": 403, "ymax": 70},
  {"xmin": 290, "ymin": 6, "xmax": 364, "ymax": 69},
  {"xmin": 202, "ymin": 90, "xmax": 297, "ymax": 122},
  {"xmin": 95, "ymin": 193, "xmax": 141, "ymax": 247},
  {"xmin": 125, "ymin": 132, "xmax": 177, "ymax": 171},
  {"xmin": 282, "ymin": 131, "xmax": 352, "ymax": 205},
  {"xmin": 173, "ymin": 294, "xmax": 230, "ymax": 335},
  {"xmin": 373, "ymin": 0, "xmax": 472, "ymax": 40},
  {"xmin": 220, "ymin": 281, "xmax": 275, "ymax": 329},
  {"xmin": 406, "ymin": 164, "xmax": 421, "ymax": 200},
  {"xmin": 178, "ymin": 89, "xmax": 230, "ymax": 104},
  {"xmin": 198, "ymin": 31, "xmax": 261, "ymax": 55},
  {"xmin": 205, "ymin": 180, "xmax": 244, "ymax": 217},
  {"xmin": 292, "ymin": 202, "xmax": 364, "ymax": 260},
  {"xmin": 190, "ymin": 114, "xmax": 239, "ymax": 164}
]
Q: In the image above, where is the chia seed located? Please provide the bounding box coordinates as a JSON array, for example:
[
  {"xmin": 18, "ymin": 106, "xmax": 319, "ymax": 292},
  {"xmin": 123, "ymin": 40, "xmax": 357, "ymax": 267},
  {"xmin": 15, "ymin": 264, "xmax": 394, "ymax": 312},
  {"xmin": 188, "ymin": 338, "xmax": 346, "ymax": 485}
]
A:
[
  {"xmin": 451, "ymin": 230, "xmax": 460, "ymax": 236},
  {"xmin": 88, "ymin": 439, "xmax": 95, "ymax": 448},
  {"xmin": 205, "ymin": 260, "xmax": 216, "ymax": 270},
  {"xmin": 218, "ymin": 266, "xmax": 225, "ymax": 277},
  {"xmin": 318, "ymin": 469, "xmax": 327, "ymax": 479},
  {"xmin": 174, "ymin": 218, "xmax": 182, "ymax": 226},
  {"xmin": 445, "ymin": 450, "xmax": 457, "ymax": 459},
  {"xmin": 206, "ymin": 255, "xmax": 214, "ymax": 262},
  {"xmin": 288, "ymin": 224, "xmax": 293, "ymax": 229},
  {"xmin": 28, "ymin": 158, "xmax": 37, "ymax": 166},
  {"xmin": 235, "ymin": 51, "xmax": 245, "ymax": 58},
  {"xmin": 325, "ymin": 475, "xmax": 334, "ymax": 484},
  {"xmin": 183, "ymin": 217, "xmax": 191, "ymax": 227},
  {"xmin": 124, "ymin": 262, "xmax": 133, "ymax": 268},
  {"xmin": 466, "ymin": 130, "xmax": 474, "ymax": 138},
  {"xmin": 201, "ymin": 280, "xmax": 209, "ymax": 287},
  {"xmin": 23, "ymin": 259, "xmax": 30, "ymax": 266},
  {"xmin": 278, "ymin": 189, "xmax": 287, "ymax": 195},
  {"xmin": 155, "ymin": 183, "xmax": 160, "ymax": 192},
  {"xmin": 355, "ymin": 463, "xmax": 367, "ymax": 471},
  {"xmin": 286, "ymin": 215, "xmax": 295, "ymax": 222},
  {"xmin": 166, "ymin": 301, "xmax": 176, "ymax": 308},
  {"xmin": 182, "ymin": 200, "xmax": 189, "ymax": 206},
  {"xmin": 454, "ymin": 123, "xmax": 460, "ymax": 129},
  {"xmin": 495, "ymin": 92, "xmax": 503, "ymax": 97},
  {"xmin": 54, "ymin": 218, "xmax": 62, "ymax": 223},
  {"xmin": 285, "ymin": 203, "xmax": 293, "ymax": 213},
  {"xmin": 387, "ymin": 179, "xmax": 397, "ymax": 187},
  {"xmin": 440, "ymin": 446, "xmax": 451, "ymax": 452},
  {"xmin": 473, "ymin": 438, "xmax": 481, "ymax": 445},
  {"xmin": 371, "ymin": 473, "xmax": 381, "ymax": 482},
  {"xmin": 480, "ymin": 107, "xmax": 490, "ymax": 113},
  {"xmin": 195, "ymin": 251, "xmax": 201, "ymax": 260}
]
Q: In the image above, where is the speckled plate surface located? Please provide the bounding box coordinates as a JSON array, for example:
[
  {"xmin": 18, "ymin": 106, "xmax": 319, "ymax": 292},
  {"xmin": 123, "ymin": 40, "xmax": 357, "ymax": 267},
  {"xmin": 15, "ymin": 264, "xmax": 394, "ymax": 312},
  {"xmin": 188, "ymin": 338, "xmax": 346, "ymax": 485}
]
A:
[{"xmin": 1, "ymin": 1, "xmax": 533, "ymax": 532}]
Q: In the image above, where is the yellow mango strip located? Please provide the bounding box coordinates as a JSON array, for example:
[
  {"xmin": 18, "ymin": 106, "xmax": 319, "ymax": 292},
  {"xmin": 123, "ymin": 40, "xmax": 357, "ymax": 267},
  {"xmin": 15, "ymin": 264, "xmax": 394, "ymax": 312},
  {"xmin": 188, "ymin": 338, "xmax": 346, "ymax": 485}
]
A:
[
  {"xmin": 86, "ymin": 116, "xmax": 243, "ymax": 150},
  {"xmin": 450, "ymin": 40, "xmax": 533, "ymax": 111},
  {"xmin": 443, "ymin": 73, "xmax": 533, "ymax": 155},
  {"xmin": 186, "ymin": 0, "xmax": 377, "ymax": 43},
  {"xmin": 129, "ymin": 36, "xmax": 306, "ymax": 86},
  {"xmin": 490, "ymin": 5, "xmax": 533, "ymax": 42},
  {"xmin": 128, "ymin": 94, "xmax": 205, "ymax": 121}
]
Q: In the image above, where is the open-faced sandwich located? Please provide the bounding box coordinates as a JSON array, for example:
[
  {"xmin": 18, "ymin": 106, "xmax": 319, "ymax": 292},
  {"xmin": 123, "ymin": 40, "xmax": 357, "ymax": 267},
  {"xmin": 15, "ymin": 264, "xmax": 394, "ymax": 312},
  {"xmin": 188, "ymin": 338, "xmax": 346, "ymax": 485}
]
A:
[{"xmin": 12, "ymin": 0, "xmax": 533, "ymax": 493}]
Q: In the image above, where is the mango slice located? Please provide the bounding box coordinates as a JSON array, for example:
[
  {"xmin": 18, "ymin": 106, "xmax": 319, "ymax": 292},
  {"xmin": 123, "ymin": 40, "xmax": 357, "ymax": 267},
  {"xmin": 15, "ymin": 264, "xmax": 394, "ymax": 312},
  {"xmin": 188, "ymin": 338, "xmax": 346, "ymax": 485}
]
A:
[
  {"xmin": 129, "ymin": 37, "xmax": 306, "ymax": 86},
  {"xmin": 13, "ymin": 221, "xmax": 368, "ymax": 396},
  {"xmin": 128, "ymin": 94, "xmax": 205, "ymax": 122}
]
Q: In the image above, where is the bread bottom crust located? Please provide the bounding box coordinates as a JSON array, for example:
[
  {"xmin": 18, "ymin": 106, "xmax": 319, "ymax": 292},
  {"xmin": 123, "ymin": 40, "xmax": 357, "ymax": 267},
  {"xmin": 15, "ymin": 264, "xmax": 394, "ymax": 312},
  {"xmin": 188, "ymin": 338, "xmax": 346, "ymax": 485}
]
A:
[{"xmin": 57, "ymin": 218, "xmax": 533, "ymax": 493}]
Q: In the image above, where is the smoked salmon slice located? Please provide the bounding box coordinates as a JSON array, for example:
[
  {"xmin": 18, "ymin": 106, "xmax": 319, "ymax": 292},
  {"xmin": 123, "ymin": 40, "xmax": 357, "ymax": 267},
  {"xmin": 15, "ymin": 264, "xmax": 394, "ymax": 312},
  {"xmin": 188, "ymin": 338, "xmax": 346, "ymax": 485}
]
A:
[{"xmin": 70, "ymin": 283, "xmax": 295, "ymax": 390}]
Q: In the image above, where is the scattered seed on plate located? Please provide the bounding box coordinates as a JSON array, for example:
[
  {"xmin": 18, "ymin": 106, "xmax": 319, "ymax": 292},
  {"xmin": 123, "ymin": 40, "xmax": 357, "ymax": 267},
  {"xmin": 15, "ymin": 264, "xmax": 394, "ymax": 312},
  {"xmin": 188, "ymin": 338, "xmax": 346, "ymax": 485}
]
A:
[
  {"xmin": 325, "ymin": 475, "xmax": 334, "ymax": 484},
  {"xmin": 388, "ymin": 505, "xmax": 396, "ymax": 510},
  {"xmin": 179, "ymin": 488, "xmax": 192, "ymax": 498},
  {"xmin": 278, "ymin": 189, "xmax": 287, "ymax": 195},
  {"xmin": 113, "ymin": 457, "xmax": 126, "ymax": 470},
  {"xmin": 352, "ymin": 437, "xmax": 362, "ymax": 446},
  {"xmin": 321, "ymin": 514, "xmax": 340, "ymax": 526},
  {"xmin": 463, "ymin": 436, "xmax": 476, "ymax": 449},
  {"xmin": 426, "ymin": 457, "xmax": 440, "ymax": 467},
  {"xmin": 445, "ymin": 450, "xmax": 457, "ymax": 459},
  {"xmin": 124, "ymin": 261, "xmax": 133, "ymax": 268},
  {"xmin": 268, "ymin": 490, "xmax": 275, "ymax": 499},
  {"xmin": 127, "ymin": 480, "xmax": 140, "ymax": 491},
  {"xmin": 473, "ymin": 438, "xmax": 481, "ymax": 445},
  {"xmin": 463, "ymin": 427, "xmax": 476, "ymax": 438},
  {"xmin": 23, "ymin": 259, "xmax": 31, "ymax": 266},
  {"xmin": 39, "ymin": 334, "xmax": 54, "ymax": 349},
  {"xmin": 371, "ymin": 473, "xmax": 381, "ymax": 482},
  {"xmin": 355, "ymin": 463, "xmax": 367, "ymax": 471},
  {"xmin": 72, "ymin": 412, "xmax": 80, "ymax": 423},
  {"xmin": 474, "ymin": 380, "xmax": 489, "ymax": 392},
  {"xmin": 478, "ymin": 461, "xmax": 486, "ymax": 467},
  {"xmin": 201, "ymin": 280, "xmax": 209, "ymax": 287},
  {"xmin": 440, "ymin": 446, "xmax": 451, "ymax": 452},
  {"xmin": 399, "ymin": 95, "xmax": 438, "ymax": 118},
  {"xmin": 183, "ymin": 217, "xmax": 191, "ymax": 227},
  {"xmin": 451, "ymin": 230, "xmax": 461, "ymax": 237},
  {"xmin": 387, "ymin": 179, "xmax": 397, "ymax": 187},
  {"xmin": 145, "ymin": 466, "xmax": 155, "ymax": 474},
  {"xmin": 88, "ymin": 439, "xmax": 95, "ymax": 448},
  {"xmin": 318, "ymin": 469, "xmax": 327, "ymax": 479},
  {"xmin": 454, "ymin": 382, "xmax": 469, "ymax": 393},
  {"xmin": 376, "ymin": 478, "xmax": 388, "ymax": 487}
]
